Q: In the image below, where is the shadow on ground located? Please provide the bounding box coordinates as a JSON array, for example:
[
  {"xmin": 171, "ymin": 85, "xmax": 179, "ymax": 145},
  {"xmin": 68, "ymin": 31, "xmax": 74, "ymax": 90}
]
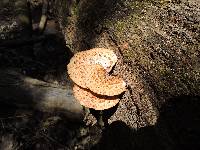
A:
[
  {"xmin": 0, "ymin": 105, "xmax": 83, "ymax": 149},
  {"xmin": 91, "ymin": 95, "xmax": 200, "ymax": 150}
]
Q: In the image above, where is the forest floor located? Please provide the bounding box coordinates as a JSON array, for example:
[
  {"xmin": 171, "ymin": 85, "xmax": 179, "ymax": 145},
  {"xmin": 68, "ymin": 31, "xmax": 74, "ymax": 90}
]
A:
[{"xmin": 0, "ymin": 0, "xmax": 200, "ymax": 150}]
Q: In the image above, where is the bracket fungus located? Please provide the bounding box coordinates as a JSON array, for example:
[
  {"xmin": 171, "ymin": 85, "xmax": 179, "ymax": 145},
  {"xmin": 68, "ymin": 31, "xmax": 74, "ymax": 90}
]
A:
[
  {"xmin": 67, "ymin": 48, "xmax": 126, "ymax": 111},
  {"xmin": 73, "ymin": 85, "xmax": 119, "ymax": 110},
  {"xmin": 86, "ymin": 64, "xmax": 126, "ymax": 96},
  {"xmin": 67, "ymin": 48, "xmax": 118, "ymax": 88}
]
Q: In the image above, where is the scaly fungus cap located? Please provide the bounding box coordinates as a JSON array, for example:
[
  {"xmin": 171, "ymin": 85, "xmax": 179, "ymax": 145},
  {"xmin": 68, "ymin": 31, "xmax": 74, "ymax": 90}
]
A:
[
  {"xmin": 67, "ymin": 48, "xmax": 118, "ymax": 88},
  {"xmin": 73, "ymin": 84, "xmax": 119, "ymax": 110},
  {"xmin": 88, "ymin": 48, "xmax": 118, "ymax": 72},
  {"xmin": 86, "ymin": 64, "xmax": 126, "ymax": 96}
]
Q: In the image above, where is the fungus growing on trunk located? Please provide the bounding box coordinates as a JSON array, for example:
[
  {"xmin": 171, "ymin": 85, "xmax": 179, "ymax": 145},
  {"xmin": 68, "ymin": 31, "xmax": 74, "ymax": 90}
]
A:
[
  {"xmin": 67, "ymin": 48, "xmax": 126, "ymax": 126},
  {"xmin": 73, "ymin": 84, "xmax": 119, "ymax": 110},
  {"xmin": 67, "ymin": 48, "xmax": 118, "ymax": 88},
  {"xmin": 86, "ymin": 64, "xmax": 126, "ymax": 96}
]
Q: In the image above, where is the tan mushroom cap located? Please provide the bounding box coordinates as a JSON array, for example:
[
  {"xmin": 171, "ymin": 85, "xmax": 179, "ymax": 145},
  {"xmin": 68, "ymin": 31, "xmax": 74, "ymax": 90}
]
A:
[
  {"xmin": 73, "ymin": 84, "xmax": 119, "ymax": 110},
  {"xmin": 67, "ymin": 48, "xmax": 118, "ymax": 88},
  {"xmin": 86, "ymin": 64, "xmax": 126, "ymax": 96},
  {"xmin": 88, "ymin": 48, "xmax": 118, "ymax": 72},
  {"xmin": 67, "ymin": 62, "xmax": 94, "ymax": 88}
]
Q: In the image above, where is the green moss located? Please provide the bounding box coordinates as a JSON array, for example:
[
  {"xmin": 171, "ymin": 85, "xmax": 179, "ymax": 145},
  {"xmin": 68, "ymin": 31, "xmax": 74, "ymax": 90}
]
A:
[{"xmin": 71, "ymin": 3, "xmax": 79, "ymax": 16}]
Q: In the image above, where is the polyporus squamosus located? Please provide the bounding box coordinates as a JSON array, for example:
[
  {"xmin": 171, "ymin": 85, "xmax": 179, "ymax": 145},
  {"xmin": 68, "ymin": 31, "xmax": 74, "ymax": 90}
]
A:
[
  {"xmin": 67, "ymin": 48, "xmax": 126, "ymax": 126},
  {"xmin": 67, "ymin": 48, "xmax": 118, "ymax": 88},
  {"xmin": 73, "ymin": 84, "xmax": 119, "ymax": 110},
  {"xmin": 68, "ymin": 48, "xmax": 118, "ymax": 71},
  {"xmin": 86, "ymin": 64, "xmax": 126, "ymax": 96}
]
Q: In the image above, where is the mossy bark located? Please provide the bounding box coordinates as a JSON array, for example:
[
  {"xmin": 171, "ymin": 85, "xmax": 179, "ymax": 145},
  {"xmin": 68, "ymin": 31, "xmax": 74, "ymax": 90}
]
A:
[{"xmin": 58, "ymin": 0, "xmax": 200, "ymax": 128}]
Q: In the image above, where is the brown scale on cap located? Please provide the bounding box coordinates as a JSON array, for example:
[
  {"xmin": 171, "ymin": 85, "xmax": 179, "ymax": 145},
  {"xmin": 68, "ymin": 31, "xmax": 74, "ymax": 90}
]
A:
[
  {"xmin": 86, "ymin": 64, "xmax": 126, "ymax": 96},
  {"xmin": 67, "ymin": 61, "xmax": 94, "ymax": 88},
  {"xmin": 73, "ymin": 84, "xmax": 119, "ymax": 110},
  {"xmin": 67, "ymin": 48, "xmax": 118, "ymax": 88}
]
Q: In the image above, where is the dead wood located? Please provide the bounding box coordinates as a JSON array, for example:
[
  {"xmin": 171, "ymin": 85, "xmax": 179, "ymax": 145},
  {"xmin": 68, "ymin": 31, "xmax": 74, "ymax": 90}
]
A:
[{"xmin": 0, "ymin": 68, "xmax": 84, "ymax": 121}]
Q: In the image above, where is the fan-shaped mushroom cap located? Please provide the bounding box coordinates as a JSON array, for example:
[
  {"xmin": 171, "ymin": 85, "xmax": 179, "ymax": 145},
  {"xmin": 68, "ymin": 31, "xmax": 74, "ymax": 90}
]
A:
[
  {"xmin": 86, "ymin": 64, "xmax": 126, "ymax": 96},
  {"xmin": 73, "ymin": 84, "xmax": 119, "ymax": 110},
  {"xmin": 67, "ymin": 62, "xmax": 94, "ymax": 88},
  {"xmin": 67, "ymin": 48, "xmax": 118, "ymax": 88},
  {"xmin": 89, "ymin": 48, "xmax": 118, "ymax": 72}
]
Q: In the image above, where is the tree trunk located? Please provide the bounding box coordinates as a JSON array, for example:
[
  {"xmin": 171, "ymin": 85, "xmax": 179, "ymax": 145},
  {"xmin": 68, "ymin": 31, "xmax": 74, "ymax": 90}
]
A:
[{"xmin": 57, "ymin": 0, "xmax": 200, "ymax": 128}]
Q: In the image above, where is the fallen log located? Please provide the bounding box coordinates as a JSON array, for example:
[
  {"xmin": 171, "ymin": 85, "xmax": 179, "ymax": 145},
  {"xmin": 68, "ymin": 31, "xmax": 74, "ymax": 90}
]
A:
[{"xmin": 0, "ymin": 68, "xmax": 84, "ymax": 121}]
